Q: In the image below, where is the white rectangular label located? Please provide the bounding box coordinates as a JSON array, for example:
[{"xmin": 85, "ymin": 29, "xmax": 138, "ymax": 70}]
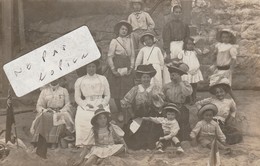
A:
[{"xmin": 3, "ymin": 26, "xmax": 100, "ymax": 97}]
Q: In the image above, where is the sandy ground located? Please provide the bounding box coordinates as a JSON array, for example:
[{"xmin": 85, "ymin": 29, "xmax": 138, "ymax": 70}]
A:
[{"xmin": 0, "ymin": 90, "xmax": 260, "ymax": 166}]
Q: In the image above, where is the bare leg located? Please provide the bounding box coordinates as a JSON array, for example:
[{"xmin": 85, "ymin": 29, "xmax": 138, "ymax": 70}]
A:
[{"xmin": 83, "ymin": 155, "xmax": 98, "ymax": 166}]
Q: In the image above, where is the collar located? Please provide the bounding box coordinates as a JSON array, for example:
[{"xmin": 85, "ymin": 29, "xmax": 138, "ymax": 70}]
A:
[
  {"xmin": 85, "ymin": 73, "xmax": 97, "ymax": 78},
  {"xmin": 138, "ymin": 84, "xmax": 153, "ymax": 93},
  {"xmin": 49, "ymin": 84, "xmax": 60, "ymax": 91},
  {"xmin": 134, "ymin": 11, "xmax": 143, "ymax": 15}
]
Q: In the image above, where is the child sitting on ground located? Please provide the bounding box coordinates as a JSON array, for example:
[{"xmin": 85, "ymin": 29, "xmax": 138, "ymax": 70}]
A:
[
  {"xmin": 143, "ymin": 103, "xmax": 184, "ymax": 153},
  {"xmin": 190, "ymin": 103, "xmax": 230, "ymax": 152}
]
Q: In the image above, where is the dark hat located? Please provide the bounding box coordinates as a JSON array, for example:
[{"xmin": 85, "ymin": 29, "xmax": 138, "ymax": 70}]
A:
[
  {"xmin": 91, "ymin": 109, "xmax": 111, "ymax": 125},
  {"xmin": 209, "ymin": 77, "xmax": 231, "ymax": 95},
  {"xmin": 216, "ymin": 29, "xmax": 236, "ymax": 44},
  {"xmin": 197, "ymin": 103, "xmax": 218, "ymax": 119},
  {"xmin": 114, "ymin": 20, "xmax": 133, "ymax": 36},
  {"xmin": 136, "ymin": 64, "xmax": 157, "ymax": 78},
  {"xmin": 140, "ymin": 31, "xmax": 156, "ymax": 44},
  {"xmin": 167, "ymin": 62, "xmax": 189, "ymax": 76},
  {"xmin": 163, "ymin": 103, "xmax": 180, "ymax": 116}
]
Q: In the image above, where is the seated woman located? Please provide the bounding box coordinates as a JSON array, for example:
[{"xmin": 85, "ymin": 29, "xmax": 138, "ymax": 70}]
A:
[
  {"xmin": 74, "ymin": 60, "xmax": 110, "ymax": 147},
  {"xmin": 121, "ymin": 64, "xmax": 164, "ymax": 150},
  {"xmin": 195, "ymin": 77, "xmax": 243, "ymax": 145},
  {"xmin": 30, "ymin": 78, "xmax": 74, "ymax": 150}
]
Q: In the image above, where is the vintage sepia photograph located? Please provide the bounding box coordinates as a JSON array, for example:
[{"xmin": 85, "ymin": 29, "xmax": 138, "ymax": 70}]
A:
[{"xmin": 0, "ymin": 0, "xmax": 260, "ymax": 165}]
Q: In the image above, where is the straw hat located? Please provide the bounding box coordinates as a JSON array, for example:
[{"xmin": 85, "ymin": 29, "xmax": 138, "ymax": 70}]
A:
[
  {"xmin": 114, "ymin": 20, "xmax": 133, "ymax": 36},
  {"xmin": 209, "ymin": 77, "xmax": 231, "ymax": 95},
  {"xmin": 91, "ymin": 109, "xmax": 111, "ymax": 125},
  {"xmin": 167, "ymin": 62, "xmax": 189, "ymax": 76},
  {"xmin": 163, "ymin": 103, "xmax": 181, "ymax": 116},
  {"xmin": 216, "ymin": 29, "xmax": 236, "ymax": 44},
  {"xmin": 136, "ymin": 64, "xmax": 157, "ymax": 78},
  {"xmin": 197, "ymin": 103, "xmax": 218, "ymax": 118},
  {"xmin": 140, "ymin": 31, "xmax": 156, "ymax": 44}
]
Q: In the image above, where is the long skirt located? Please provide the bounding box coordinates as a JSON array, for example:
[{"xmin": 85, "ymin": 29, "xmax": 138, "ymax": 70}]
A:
[
  {"xmin": 85, "ymin": 144, "xmax": 125, "ymax": 159},
  {"xmin": 163, "ymin": 41, "xmax": 184, "ymax": 84},
  {"xmin": 31, "ymin": 112, "xmax": 64, "ymax": 144},
  {"xmin": 176, "ymin": 105, "xmax": 191, "ymax": 142},
  {"xmin": 107, "ymin": 55, "xmax": 134, "ymax": 100}
]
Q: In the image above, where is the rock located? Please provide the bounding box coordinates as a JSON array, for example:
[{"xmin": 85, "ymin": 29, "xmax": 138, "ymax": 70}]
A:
[
  {"xmin": 241, "ymin": 22, "xmax": 260, "ymax": 39},
  {"xmin": 239, "ymin": 39, "xmax": 258, "ymax": 56}
]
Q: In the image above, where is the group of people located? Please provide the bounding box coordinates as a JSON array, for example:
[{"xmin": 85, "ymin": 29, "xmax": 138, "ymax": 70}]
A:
[{"xmin": 29, "ymin": 0, "xmax": 243, "ymax": 165}]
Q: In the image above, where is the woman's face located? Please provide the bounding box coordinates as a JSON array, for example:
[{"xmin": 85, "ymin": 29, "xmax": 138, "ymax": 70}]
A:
[
  {"xmin": 170, "ymin": 72, "xmax": 181, "ymax": 82},
  {"xmin": 221, "ymin": 32, "xmax": 231, "ymax": 44},
  {"xmin": 214, "ymin": 87, "xmax": 226, "ymax": 100},
  {"xmin": 141, "ymin": 74, "xmax": 151, "ymax": 87},
  {"xmin": 119, "ymin": 25, "xmax": 128, "ymax": 37},
  {"xmin": 143, "ymin": 36, "xmax": 154, "ymax": 47},
  {"xmin": 132, "ymin": 2, "xmax": 142, "ymax": 12},
  {"xmin": 96, "ymin": 113, "xmax": 108, "ymax": 128},
  {"xmin": 203, "ymin": 110, "xmax": 214, "ymax": 122},
  {"xmin": 172, "ymin": 8, "xmax": 182, "ymax": 20},
  {"xmin": 86, "ymin": 63, "xmax": 96, "ymax": 76}
]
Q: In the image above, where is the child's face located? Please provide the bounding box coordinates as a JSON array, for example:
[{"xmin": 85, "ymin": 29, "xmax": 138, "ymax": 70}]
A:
[
  {"xmin": 172, "ymin": 8, "xmax": 182, "ymax": 20},
  {"xmin": 166, "ymin": 111, "xmax": 176, "ymax": 120},
  {"xmin": 96, "ymin": 113, "xmax": 108, "ymax": 128},
  {"xmin": 186, "ymin": 40, "xmax": 194, "ymax": 50},
  {"xmin": 143, "ymin": 36, "xmax": 154, "ymax": 47},
  {"xmin": 203, "ymin": 110, "xmax": 214, "ymax": 122},
  {"xmin": 214, "ymin": 87, "xmax": 226, "ymax": 100},
  {"xmin": 141, "ymin": 74, "xmax": 151, "ymax": 86},
  {"xmin": 86, "ymin": 63, "xmax": 97, "ymax": 76},
  {"xmin": 170, "ymin": 72, "xmax": 181, "ymax": 82},
  {"xmin": 119, "ymin": 25, "xmax": 128, "ymax": 37},
  {"xmin": 221, "ymin": 32, "xmax": 231, "ymax": 44},
  {"xmin": 132, "ymin": 2, "xmax": 142, "ymax": 12}
]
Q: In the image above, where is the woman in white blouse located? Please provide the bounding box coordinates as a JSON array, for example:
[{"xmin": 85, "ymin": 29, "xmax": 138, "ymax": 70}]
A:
[{"xmin": 74, "ymin": 60, "xmax": 110, "ymax": 147}]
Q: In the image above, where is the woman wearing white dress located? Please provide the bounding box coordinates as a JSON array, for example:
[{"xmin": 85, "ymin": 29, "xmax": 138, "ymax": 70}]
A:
[{"xmin": 74, "ymin": 60, "xmax": 110, "ymax": 147}]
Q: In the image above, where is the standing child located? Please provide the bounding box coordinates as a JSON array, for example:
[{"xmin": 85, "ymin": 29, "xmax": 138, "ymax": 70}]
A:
[
  {"xmin": 143, "ymin": 103, "xmax": 184, "ymax": 153},
  {"xmin": 177, "ymin": 37, "xmax": 203, "ymax": 104},
  {"xmin": 190, "ymin": 103, "xmax": 230, "ymax": 152},
  {"xmin": 128, "ymin": 0, "xmax": 155, "ymax": 54},
  {"xmin": 135, "ymin": 31, "xmax": 164, "ymax": 87},
  {"xmin": 73, "ymin": 109, "xmax": 126, "ymax": 166},
  {"xmin": 210, "ymin": 29, "xmax": 238, "ymax": 101}
]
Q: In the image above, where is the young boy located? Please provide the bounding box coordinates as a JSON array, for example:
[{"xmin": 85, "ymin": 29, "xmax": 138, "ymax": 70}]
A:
[
  {"xmin": 128, "ymin": 0, "xmax": 155, "ymax": 54},
  {"xmin": 190, "ymin": 103, "xmax": 229, "ymax": 151},
  {"xmin": 143, "ymin": 103, "xmax": 184, "ymax": 153}
]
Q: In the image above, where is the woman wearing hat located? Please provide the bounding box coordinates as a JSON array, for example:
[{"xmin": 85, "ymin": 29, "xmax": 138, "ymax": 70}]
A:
[
  {"xmin": 74, "ymin": 59, "xmax": 111, "ymax": 147},
  {"xmin": 121, "ymin": 64, "xmax": 164, "ymax": 150},
  {"xmin": 163, "ymin": 62, "xmax": 193, "ymax": 142},
  {"xmin": 162, "ymin": 4, "xmax": 190, "ymax": 84},
  {"xmin": 135, "ymin": 31, "xmax": 164, "ymax": 87},
  {"xmin": 195, "ymin": 77, "xmax": 243, "ymax": 145},
  {"xmin": 107, "ymin": 20, "xmax": 135, "ymax": 115}
]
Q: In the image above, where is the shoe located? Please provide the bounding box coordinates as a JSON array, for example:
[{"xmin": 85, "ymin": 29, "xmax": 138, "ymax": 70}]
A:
[{"xmin": 176, "ymin": 147, "xmax": 184, "ymax": 153}]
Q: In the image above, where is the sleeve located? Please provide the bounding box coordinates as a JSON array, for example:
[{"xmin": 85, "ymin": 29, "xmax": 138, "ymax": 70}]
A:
[
  {"xmin": 101, "ymin": 76, "xmax": 111, "ymax": 106},
  {"xmin": 216, "ymin": 123, "xmax": 226, "ymax": 143},
  {"xmin": 36, "ymin": 89, "xmax": 47, "ymax": 113},
  {"xmin": 230, "ymin": 45, "xmax": 238, "ymax": 59},
  {"xmin": 111, "ymin": 124, "xmax": 125, "ymax": 144},
  {"xmin": 190, "ymin": 121, "xmax": 202, "ymax": 139},
  {"xmin": 164, "ymin": 121, "xmax": 180, "ymax": 140},
  {"xmin": 130, "ymin": 38, "xmax": 136, "ymax": 68},
  {"xmin": 157, "ymin": 48, "xmax": 165, "ymax": 70},
  {"xmin": 195, "ymin": 98, "xmax": 213, "ymax": 109},
  {"xmin": 149, "ymin": 117, "xmax": 164, "ymax": 124},
  {"xmin": 145, "ymin": 12, "xmax": 155, "ymax": 30},
  {"xmin": 107, "ymin": 39, "xmax": 117, "ymax": 70},
  {"xmin": 162, "ymin": 23, "xmax": 171, "ymax": 55},
  {"xmin": 59, "ymin": 88, "xmax": 71, "ymax": 112},
  {"xmin": 121, "ymin": 86, "xmax": 138, "ymax": 106},
  {"xmin": 229, "ymin": 99, "xmax": 237, "ymax": 118},
  {"xmin": 180, "ymin": 81, "xmax": 193, "ymax": 96},
  {"xmin": 111, "ymin": 124, "xmax": 125, "ymax": 137},
  {"xmin": 127, "ymin": 14, "xmax": 132, "ymax": 25},
  {"xmin": 177, "ymin": 51, "xmax": 184, "ymax": 60},
  {"xmin": 74, "ymin": 78, "xmax": 85, "ymax": 108},
  {"xmin": 135, "ymin": 49, "xmax": 144, "ymax": 69},
  {"xmin": 82, "ymin": 128, "xmax": 95, "ymax": 146}
]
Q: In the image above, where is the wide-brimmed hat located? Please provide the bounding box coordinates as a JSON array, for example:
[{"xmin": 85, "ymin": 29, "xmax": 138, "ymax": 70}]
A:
[
  {"xmin": 209, "ymin": 77, "xmax": 231, "ymax": 95},
  {"xmin": 91, "ymin": 109, "xmax": 111, "ymax": 125},
  {"xmin": 167, "ymin": 62, "xmax": 189, "ymax": 76},
  {"xmin": 197, "ymin": 103, "xmax": 218, "ymax": 118},
  {"xmin": 216, "ymin": 29, "xmax": 236, "ymax": 44},
  {"xmin": 140, "ymin": 31, "xmax": 156, "ymax": 44},
  {"xmin": 136, "ymin": 64, "xmax": 157, "ymax": 78},
  {"xmin": 163, "ymin": 103, "xmax": 180, "ymax": 116},
  {"xmin": 114, "ymin": 20, "xmax": 133, "ymax": 36}
]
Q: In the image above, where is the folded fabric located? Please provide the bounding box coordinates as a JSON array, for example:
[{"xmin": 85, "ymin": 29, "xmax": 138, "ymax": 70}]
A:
[
  {"xmin": 117, "ymin": 67, "xmax": 128, "ymax": 76},
  {"xmin": 130, "ymin": 118, "xmax": 143, "ymax": 134}
]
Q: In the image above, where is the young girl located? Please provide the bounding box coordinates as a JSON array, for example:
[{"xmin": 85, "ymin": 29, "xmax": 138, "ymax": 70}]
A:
[
  {"xmin": 210, "ymin": 29, "xmax": 238, "ymax": 101},
  {"xmin": 190, "ymin": 103, "xmax": 228, "ymax": 150},
  {"xmin": 177, "ymin": 37, "xmax": 203, "ymax": 104},
  {"xmin": 73, "ymin": 109, "xmax": 126, "ymax": 166},
  {"xmin": 135, "ymin": 31, "xmax": 164, "ymax": 87},
  {"xmin": 128, "ymin": 0, "xmax": 155, "ymax": 54},
  {"xmin": 196, "ymin": 77, "xmax": 243, "ymax": 145}
]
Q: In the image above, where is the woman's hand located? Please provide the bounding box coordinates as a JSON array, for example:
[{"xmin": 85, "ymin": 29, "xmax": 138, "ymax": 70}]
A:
[{"xmin": 112, "ymin": 68, "xmax": 120, "ymax": 77}]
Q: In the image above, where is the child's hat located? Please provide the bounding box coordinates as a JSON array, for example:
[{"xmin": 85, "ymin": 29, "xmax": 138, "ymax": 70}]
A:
[
  {"xmin": 209, "ymin": 77, "xmax": 231, "ymax": 95},
  {"xmin": 114, "ymin": 20, "xmax": 133, "ymax": 36},
  {"xmin": 216, "ymin": 29, "xmax": 236, "ymax": 44},
  {"xmin": 140, "ymin": 31, "xmax": 156, "ymax": 44},
  {"xmin": 163, "ymin": 103, "xmax": 180, "ymax": 116},
  {"xmin": 91, "ymin": 108, "xmax": 111, "ymax": 125},
  {"xmin": 167, "ymin": 62, "xmax": 189, "ymax": 76},
  {"xmin": 197, "ymin": 103, "xmax": 218, "ymax": 118},
  {"xmin": 136, "ymin": 64, "xmax": 157, "ymax": 78}
]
